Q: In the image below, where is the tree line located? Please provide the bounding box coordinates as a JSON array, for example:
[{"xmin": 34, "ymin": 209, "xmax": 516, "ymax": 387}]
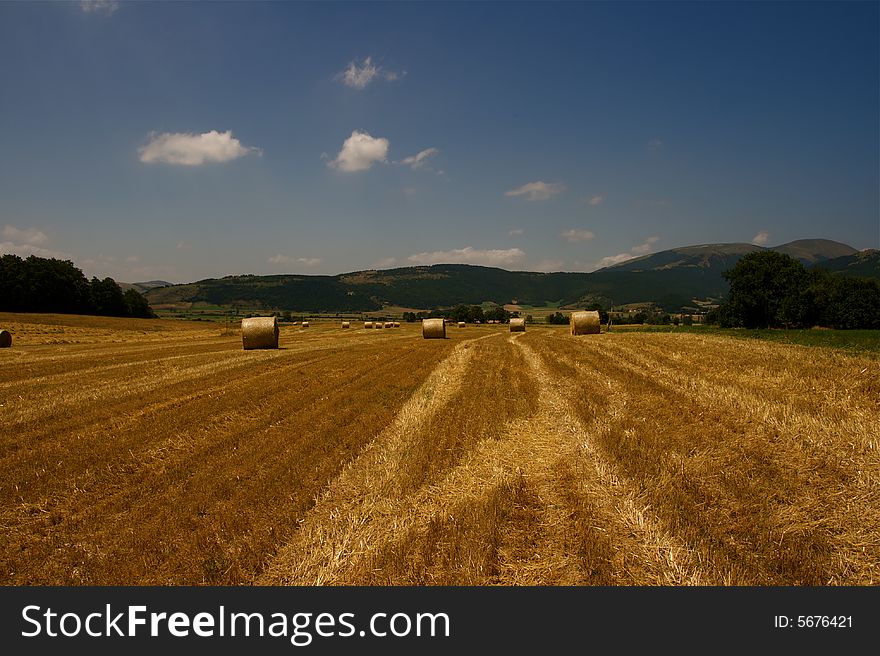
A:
[
  {"xmin": 402, "ymin": 305, "xmax": 512, "ymax": 323},
  {"xmin": 0, "ymin": 254, "xmax": 155, "ymax": 318},
  {"xmin": 707, "ymin": 251, "xmax": 880, "ymax": 329}
]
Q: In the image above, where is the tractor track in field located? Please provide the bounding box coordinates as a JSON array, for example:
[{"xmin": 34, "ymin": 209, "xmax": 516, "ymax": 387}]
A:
[
  {"xmin": 259, "ymin": 332, "xmax": 503, "ymax": 585},
  {"xmin": 262, "ymin": 330, "xmax": 708, "ymax": 585}
]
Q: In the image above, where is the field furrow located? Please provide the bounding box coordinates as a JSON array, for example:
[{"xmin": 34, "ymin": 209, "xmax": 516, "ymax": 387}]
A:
[
  {"xmin": 533, "ymin": 330, "xmax": 879, "ymax": 584},
  {"xmin": 2, "ymin": 314, "xmax": 877, "ymax": 586},
  {"xmin": 259, "ymin": 333, "xmax": 523, "ymax": 584},
  {"xmin": 0, "ymin": 325, "xmax": 455, "ymax": 584}
]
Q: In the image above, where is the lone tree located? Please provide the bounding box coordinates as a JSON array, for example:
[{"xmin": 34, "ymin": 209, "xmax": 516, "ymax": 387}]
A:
[{"xmin": 720, "ymin": 251, "xmax": 807, "ymax": 328}]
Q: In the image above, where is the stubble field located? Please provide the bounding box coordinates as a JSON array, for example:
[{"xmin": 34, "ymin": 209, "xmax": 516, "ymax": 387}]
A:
[{"xmin": 1, "ymin": 313, "xmax": 878, "ymax": 585}]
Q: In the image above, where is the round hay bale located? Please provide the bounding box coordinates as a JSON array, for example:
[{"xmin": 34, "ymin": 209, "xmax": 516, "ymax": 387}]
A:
[
  {"xmin": 0, "ymin": 330, "xmax": 12, "ymax": 348},
  {"xmin": 509, "ymin": 318, "xmax": 526, "ymax": 332},
  {"xmin": 570, "ymin": 310, "xmax": 601, "ymax": 335},
  {"xmin": 341, "ymin": 321, "xmax": 350, "ymax": 329},
  {"xmin": 301, "ymin": 321, "xmax": 310, "ymax": 328},
  {"xmin": 384, "ymin": 321, "xmax": 393, "ymax": 328},
  {"xmin": 422, "ymin": 318, "xmax": 446, "ymax": 339},
  {"xmin": 393, "ymin": 321, "xmax": 400, "ymax": 328},
  {"xmin": 241, "ymin": 316, "xmax": 279, "ymax": 350},
  {"xmin": 364, "ymin": 321, "xmax": 373, "ymax": 329},
  {"xmin": 457, "ymin": 321, "xmax": 466, "ymax": 328},
  {"xmin": 375, "ymin": 321, "xmax": 383, "ymax": 329}
]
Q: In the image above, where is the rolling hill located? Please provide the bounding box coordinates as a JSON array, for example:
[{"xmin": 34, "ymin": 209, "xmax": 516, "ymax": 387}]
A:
[{"xmin": 144, "ymin": 239, "xmax": 877, "ymax": 313}]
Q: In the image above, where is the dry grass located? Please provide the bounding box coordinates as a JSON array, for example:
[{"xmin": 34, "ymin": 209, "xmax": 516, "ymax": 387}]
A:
[
  {"xmin": 527, "ymin": 329, "xmax": 879, "ymax": 584},
  {"xmin": 2, "ymin": 314, "xmax": 877, "ymax": 586},
  {"xmin": 0, "ymin": 314, "xmax": 455, "ymax": 584}
]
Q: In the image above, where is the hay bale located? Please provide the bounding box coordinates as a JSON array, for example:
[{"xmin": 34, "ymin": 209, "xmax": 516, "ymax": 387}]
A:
[
  {"xmin": 241, "ymin": 316, "xmax": 279, "ymax": 349},
  {"xmin": 341, "ymin": 321, "xmax": 350, "ymax": 329},
  {"xmin": 509, "ymin": 318, "xmax": 526, "ymax": 332},
  {"xmin": 302, "ymin": 321, "xmax": 310, "ymax": 328},
  {"xmin": 393, "ymin": 322, "xmax": 400, "ymax": 328},
  {"xmin": 384, "ymin": 321, "xmax": 393, "ymax": 328},
  {"xmin": 422, "ymin": 318, "xmax": 446, "ymax": 339},
  {"xmin": 375, "ymin": 321, "xmax": 383, "ymax": 329},
  {"xmin": 457, "ymin": 321, "xmax": 466, "ymax": 328},
  {"xmin": 0, "ymin": 330, "xmax": 11, "ymax": 348},
  {"xmin": 364, "ymin": 321, "xmax": 374, "ymax": 329},
  {"xmin": 570, "ymin": 310, "xmax": 601, "ymax": 335}
]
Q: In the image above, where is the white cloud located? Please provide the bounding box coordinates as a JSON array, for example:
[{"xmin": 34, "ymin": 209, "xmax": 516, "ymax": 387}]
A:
[
  {"xmin": 631, "ymin": 236, "xmax": 660, "ymax": 255},
  {"xmin": 407, "ymin": 246, "xmax": 525, "ymax": 267},
  {"xmin": 1, "ymin": 225, "xmax": 68, "ymax": 259},
  {"xmin": 80, "ymin": 1, "xmax": 119, "ymax": 15},
  {"xmin": 0, "ymin": 241, "xmax": 69, "ymax": 260},
  {"xmin": 373, "ymin": 257, "xmax": 398, "ymax": 269},
  {"xmin": 399, "ymin": 147, "xmax": 439, "ymax": 169},
  {"xmin": 125, "ymin": 255, "xmax": 140, "ymax": 263},
  {"xmin": 176, "ymin": 241, "xmax": 192, "ymax": 250},
  {"xmin": 595, "ymin": 253, "xmax": 636, "ymax": 268},
  {"xmin": 508, "ymin": 228, "xmax": 524, "ymax": 236},
  {"xmin": 138, "ymin": 130, "xmax": 260, "ymax": 166},
  {"xmin": 587, "ymin": 195, "xmax": 604, "ymax": 206},
  {"xmin": 505, "ymin": 181, "xmax": 565, "ymax": 201},
  {"xmin": 595, "ymin": 236, "xmax": 660, "ymax": 268},
  {"xmin": 268, "ymin": 255, "xmax": 322, "ymax": 267},
  {"xmin": 648, "ymin": 138, "xmax": 664, "ymax": 150},
  {"xmin": 751, "ymin": 230, "xmax": 770, "ymax": 246},
  {"xmin": 336, "ymin": 57, "xmax": 402, "ymax": 89},
  {"xmin": 3, "ymin": 225, "xmax": 48, "ymax": 245},
  {"xmin": 328, "ymin": 130, "xmax": 389, "ymax": 172},
  {"xmin": 401, "ymin": 187, "xmax": 417, "ymax": 197},
  {"xmin": 561, "ymin": 229, "xmax": 596, "ymax": 243}
]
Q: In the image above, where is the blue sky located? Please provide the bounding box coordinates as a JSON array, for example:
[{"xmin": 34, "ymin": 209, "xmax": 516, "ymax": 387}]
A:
[{"xmin": 0, "ymin": 0, "xmax": 877, "ymax": 283}]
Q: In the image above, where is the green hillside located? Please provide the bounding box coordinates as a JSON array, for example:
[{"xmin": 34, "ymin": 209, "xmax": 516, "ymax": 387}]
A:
[{"xmin": 143, "ymin": 240, "xmax": 878, "ymax": 314}]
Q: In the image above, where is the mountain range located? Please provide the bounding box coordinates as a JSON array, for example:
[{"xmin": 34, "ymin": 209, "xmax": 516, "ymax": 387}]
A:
[{"xmin": 142, "ymin": 239, "xmax": 879, "ymax": 314}]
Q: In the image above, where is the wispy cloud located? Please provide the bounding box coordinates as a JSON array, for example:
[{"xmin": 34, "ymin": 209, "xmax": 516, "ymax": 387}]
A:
[
  {"xmin": 399, "ymin": 147, "xmax": 438, "ymax": 169},
  {"xmin": 0, "ymin": 241, "xmax": 69, "ymax": 260},
  {"xmin": 504, "ymin": 181, "xmax": 565, "ymax": 201},
  {"xmin": 1, "ymin": 225, "xmax": 68, "ymax": 259},
  {"xmin": 138, "ymin": 130, "xmax": 260, "ymax": 166},
  {"xmin": 631, "ymin": 236, "xmax": 660, "ymax": 255},
  {"xmin": 3, "ymin": 225, "xmax": 48, "ymax": 245},
  {"xmin": 647, "ymin": 138, "xmax": 664, "ymax": 150},
  {"xmin": 175, "ymin": 241, "xmax": 192, "ymax": 250},
  {"xmin": 268, "ymin": 255, "xmax": 322, "ymax": 267},
  {"xmin": 407, "ymin": 246, "xmax": 525, "ymax": 267},
  {"xmin": 596, "ymin": 236, "xmax": 660, "ymax": 268},
  {"xmin": 587, "ymin": 195, "xmax": 604, "ymax": 206},
  {"xmin": 534, "ymin": 259, "xmax": 565, "ymax": 272},
  {"xmin": 336, "ymin": 57, "xmax": 403, "ymax": 89},
  {"xmin": 561, "ymin": 229, "xmax": 596, "ymax": 243},
  {"xmin": 508, "ymin": 228, "xmax": 524, "ymax": 236},
  {"xmin": 751, "ymin": 230, "xmax": 770, "ymax": 246},
  {"xmin": 328, "ymin": 130, "xmax": 389, "ymax": 172},
  {"xmin": 373, "ymin": 257, "xmax": 398, "ymax": 269},
  {"xmin": 80, "ymin": 1, "xmax": 119, "ymax": 15}
]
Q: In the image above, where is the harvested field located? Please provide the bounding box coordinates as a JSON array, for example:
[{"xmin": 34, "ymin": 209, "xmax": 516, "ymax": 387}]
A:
[{"xmin": 1, "ymin": 313, "xmax": 878, "ymax": 585}]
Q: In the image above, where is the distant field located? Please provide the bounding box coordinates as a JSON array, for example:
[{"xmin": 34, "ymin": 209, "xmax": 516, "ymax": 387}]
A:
[
  {"xmin": 1, "ymin": 313, "xmax": 877, "ymax": 585},
  {"xmin": 614, "ymin": 324, "xmax": 880, "ymax": 356}
]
